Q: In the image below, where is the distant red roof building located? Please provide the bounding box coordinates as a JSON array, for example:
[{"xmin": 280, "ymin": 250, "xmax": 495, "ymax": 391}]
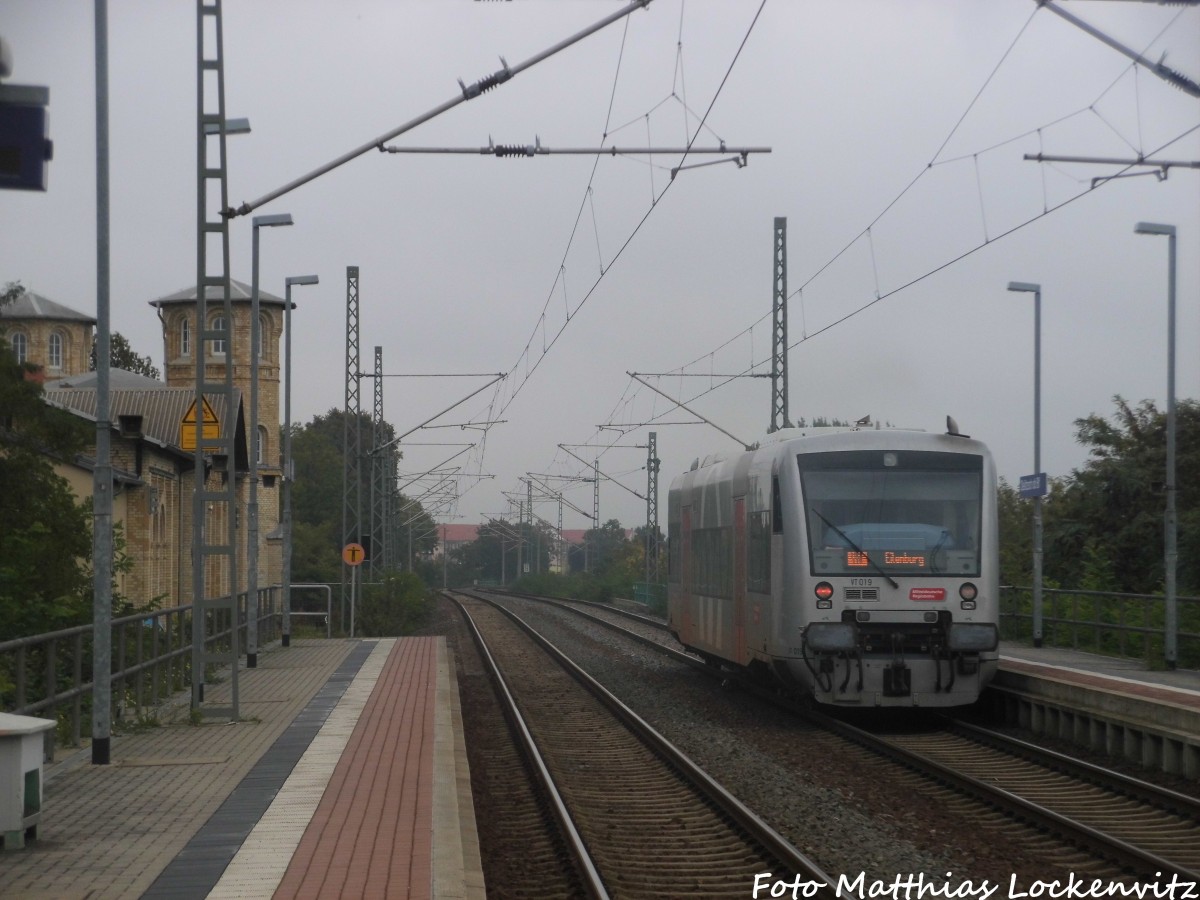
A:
[{"xmin": 436, "ymin": 524, "xmax": 480, "ymax": 558}]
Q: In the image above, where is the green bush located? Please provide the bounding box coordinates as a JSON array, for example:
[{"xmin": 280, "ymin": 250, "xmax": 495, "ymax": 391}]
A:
[{"xmin": 357, "ymin": 572, "xmax": 434, "ymax": 637}]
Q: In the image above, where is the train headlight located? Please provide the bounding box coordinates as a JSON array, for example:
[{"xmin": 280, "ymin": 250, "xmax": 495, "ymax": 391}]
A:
[
  {"xmin": 804, "ymin": 622, "xmax": 857, "ymax": 653},
  {"xmin": 814, "ymin": 581, "xmax": 834, "ymax": 609},
  {"xmin": 958, "ymin": 582, "xmax": 978, "ymax": 601},
  {"xmin": 948, "ymin": 622, "xmax": 998, "ymax": 652}
]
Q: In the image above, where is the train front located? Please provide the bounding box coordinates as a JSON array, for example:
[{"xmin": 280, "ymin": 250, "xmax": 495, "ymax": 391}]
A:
[{"xmin": 789, "ymin": 434, "xmax": 999, "ymax": 707}]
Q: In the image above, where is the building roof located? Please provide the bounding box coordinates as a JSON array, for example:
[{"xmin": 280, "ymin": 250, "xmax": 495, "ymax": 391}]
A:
[
  {"xmin": 48, "ymin": 368, "xmax": 166, "ymax": 391},
  {"xmin": 45, "ymin": 383, "xmax": 246, "ymax": 463},
  {"xmin": 148, "ymin": 279, "xmax": 288, "ymax": 308},
  {"xmin": 0, "ymin": 290, "xmax": 96, "ymax": 324},
  {"xmin": 439, "ymin": 524, "xmax": 480, "ymax": 544}
]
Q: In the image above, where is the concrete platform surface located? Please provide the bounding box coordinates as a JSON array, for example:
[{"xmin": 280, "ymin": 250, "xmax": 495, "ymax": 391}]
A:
[{"xmin": 0, "ymin": 637, "xmax": 483, "ymax": 900}]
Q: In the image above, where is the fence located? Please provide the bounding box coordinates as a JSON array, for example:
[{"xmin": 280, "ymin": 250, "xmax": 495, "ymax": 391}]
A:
[
  {"xmin": 631, "ymin": 582, "xmax": 668, "ymax": 614},
  {"xmin": 0, "ymin": 587, "xmax": 280, "ymax": 753},
  {"xmin": 999, "ymin": 585, "xmax": 1200, "ymax": 669}
]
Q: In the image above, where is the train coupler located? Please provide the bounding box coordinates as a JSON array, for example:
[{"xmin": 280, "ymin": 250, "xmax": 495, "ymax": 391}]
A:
[{"xmin": 883, "ymin": 661, "xmax": 912, "ymax": 697}]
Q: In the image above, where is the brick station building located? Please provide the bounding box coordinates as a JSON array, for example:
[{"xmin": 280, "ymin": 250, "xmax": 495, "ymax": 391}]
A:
[{"xmin": 3, "ymin": 281, "xmax": 285, "ymax": 609}]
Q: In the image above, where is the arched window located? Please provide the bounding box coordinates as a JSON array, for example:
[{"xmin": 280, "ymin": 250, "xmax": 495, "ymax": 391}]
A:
[
  {"xmin": 257, "ymin": 314, "xmax": 270, "ymax": 363},
  {"xmin": 257, "ymin": 425, "xmax": 269, "ymax": 466},
  {"xmin": 209, "ymin": 316, "xmax": 226, "ymax": 356},
  {"xmin": 10, "ymin": 332, "xmax": 27, "ymax": 364},
  {"xmin": 48, "ymin": 332, "xmax": 64, "ymax": 369},
  {"xmin": 180, "ymin": 316, "xmax": 191, "ymax": 357}
]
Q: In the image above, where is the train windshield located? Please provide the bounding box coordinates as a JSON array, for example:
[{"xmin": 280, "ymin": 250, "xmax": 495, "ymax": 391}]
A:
[{"xmin": 798, "ymin": 449, "xmax": 983, "ymax": 578}]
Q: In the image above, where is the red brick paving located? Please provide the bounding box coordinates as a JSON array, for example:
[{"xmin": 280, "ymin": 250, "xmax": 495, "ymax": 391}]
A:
[{"xmin": 273, "ymin": 637, "xmax": 437, "ymax": 900}]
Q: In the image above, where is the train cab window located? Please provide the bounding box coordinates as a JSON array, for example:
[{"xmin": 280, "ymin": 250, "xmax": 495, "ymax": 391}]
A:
[
  {"xmin": 771, "ymin": 476, "xmax": 783, "ymax": 534},
  {"xmin": 798, "ymin": 450, "xmax": 983, "ymax": 578}
]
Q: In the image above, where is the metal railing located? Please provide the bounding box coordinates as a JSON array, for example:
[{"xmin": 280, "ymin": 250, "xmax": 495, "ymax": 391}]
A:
[
  {"xmin": 1000, "ymin": 585, "xmax": 1200, "ymax": 669},
  {"xmin": 0, "ymin": 587, "xmax": 281, "ymax": 754},
  {"xmin": 288, "ymin": 584, "xmax": 332, "ymax": 639}
]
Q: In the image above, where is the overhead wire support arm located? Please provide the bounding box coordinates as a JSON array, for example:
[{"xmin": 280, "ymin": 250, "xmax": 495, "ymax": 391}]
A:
[
  {"xmin": 1022, "ymin": 152, "xmax": 1198, "ymax": 186},
  {"xmin": 361, "ymin": 372, "xmax": 507, "ymax": 379},
  {"xmin": 371, "ymin": 374, "xmax": 505, "ymax": 455},
  {"xmin": 557, "ymin": 444, "xmax": 647, "ymax": 502},
  {"xmin": 1035, "ymin": 0, "xmax": 1200, "ymax": 98},
  {"xmin": 379, "ymin": 138, "xmax": 771, "ymax": 162},
  {"xmin": 525, "ymin": 474, "xmax": 595, "ymax": 520},
  {"xmin": 632, "ymin": 372, "xmax": 770, "ymax": 378},
  {"xmin": 629, "ymin": 372, "xmax": 756, "ymax": 451},
  {"xmin": 223, "ymin": 0, "xmax": 653, "ymax": 218}
]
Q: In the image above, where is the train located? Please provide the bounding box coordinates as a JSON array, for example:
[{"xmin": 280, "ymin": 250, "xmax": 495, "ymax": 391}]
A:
[{"xmin": 666, "ymin": 421, "xmax": 999, "ymax": 707}]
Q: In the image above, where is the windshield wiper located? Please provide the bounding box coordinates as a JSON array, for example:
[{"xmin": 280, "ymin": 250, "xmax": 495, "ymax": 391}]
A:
[
  {"xmin": 810, "ymin": 507, "xmax": 899, "ymax": 589},
  {"xmin": 929, "ymin": 528, "xmax": 951, "ymax": 574}
]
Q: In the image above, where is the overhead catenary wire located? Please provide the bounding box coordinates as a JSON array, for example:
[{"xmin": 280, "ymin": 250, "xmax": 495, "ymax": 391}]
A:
[
  {"xmin": 491, "ymin": 2, "xmax": 768, "ymax": 426},
  {"xmin": 637, "ymin": 5, "xmax": 1197, "ymax": 418},
  {"xmin": 577, "ymin": 22, "xmax": 1193, "ymax": 476},
  {"xmin": 223, "ymin": 0, "xmax": 653, "ymax": 218},
  {"xmin": 482, "ymin": 1, "xmax": 769, "ymax": 507}
]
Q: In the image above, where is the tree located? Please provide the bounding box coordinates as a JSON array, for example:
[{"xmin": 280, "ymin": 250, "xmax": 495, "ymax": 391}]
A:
[
  {"xmin": 0, "ymin": 283, "xmax": 95, "ymax": 639},
  {"xmin": 632, "ymin": 523, "xmax": 666, "ymax": 580},
  {"xmin": 1039, "ymin": 396, "xmax": 1200, "ymax": 593},
  {"xmin": 580, "ymin": 519, "xmax": 631, "ymax": 576},
  {"xmin": 288, "ymin": 408, "xmax": 438, "ymax": 583},
  {"xmin": 89, "ymin": 331, "xmax": 160, "ymax": 380},
  {"xmin": 449, "ymin": 518, "xmax": 552, "ymax": 585}
]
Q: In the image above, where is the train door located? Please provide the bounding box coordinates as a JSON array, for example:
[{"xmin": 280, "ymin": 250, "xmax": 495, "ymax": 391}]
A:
[
  {"xmin": 733, "ymin": 496, "xmax": 747, "ymax": 664},
  {"xmin": 680, "ymin": 505, "xmax": 693, "ymax": 645}
]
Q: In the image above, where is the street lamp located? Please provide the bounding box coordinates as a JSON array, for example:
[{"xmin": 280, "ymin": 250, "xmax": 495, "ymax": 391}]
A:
[
  {"xmin": 1134, "ymin": 221, "xmax": 1177, "ymax": 670},
  {"xmin": 247, "ymin": 212, "xmax": 293, "ymax": 668},
  {"xmin": 1007, "ymin": 281, "xmax": 1044, "ymax": 648},
  {"xmin": 282, "ymin": 273, "xmax": 319, "ymax": 647}
]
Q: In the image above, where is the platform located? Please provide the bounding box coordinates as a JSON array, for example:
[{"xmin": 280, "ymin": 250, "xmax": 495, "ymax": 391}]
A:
[
  {"xmin": 0, "ymin": 637, "xmax": 484, "ymax": 900},
  {"xmin": 995, "ymin": 640, "xmax": 1200, "ymax": 778}
]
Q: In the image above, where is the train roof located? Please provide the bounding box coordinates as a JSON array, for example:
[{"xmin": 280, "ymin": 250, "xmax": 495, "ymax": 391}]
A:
[{"xmin": 686, "ymin": 420, "xmax": 986, "ymax": 473}]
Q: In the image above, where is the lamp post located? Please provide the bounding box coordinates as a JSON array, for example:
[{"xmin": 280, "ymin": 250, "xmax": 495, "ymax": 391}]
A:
[
  {"xmin": 1007, "ymin": 281, "xmax": 1044, "ymax": 648},
  {"xmin": 1134, "ymin": 221, "xmax": 1177, "ymax": 670},
  {"xmin": 282, "ymin": 274, "xmax": 319, "ymax": 647},
  {"xmin": 247, "ymin": 212, "xmax": 293, "ymax": 668}
]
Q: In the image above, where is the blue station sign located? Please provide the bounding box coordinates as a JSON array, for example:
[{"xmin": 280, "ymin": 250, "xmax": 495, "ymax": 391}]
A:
[{"xmin": 1019, "ymin": 472, "xmax": 1048, "ymax": 498}]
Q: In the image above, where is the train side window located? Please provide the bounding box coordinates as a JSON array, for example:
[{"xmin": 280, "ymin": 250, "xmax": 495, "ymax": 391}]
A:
[
  {"xmin": 771, "ymin": 476, "xmax": 783, "ymax": 534},
  {"xmin": 748, "ymin": 509, "xmax": 771, "ymax": 593}
]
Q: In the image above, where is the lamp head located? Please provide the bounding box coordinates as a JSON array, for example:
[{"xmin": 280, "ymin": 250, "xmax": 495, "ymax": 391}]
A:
[
  {"xmin": 286, "ymin": 274, "xmax": 319, "ymax": 287},
  {"xmin": 1135, "ymin": 221, "xmax": 1175, "ymax": 237},
  {"xmin": 1007, "ymin": 281, "xmax": 1040, "ymax": 294},
  {"xmin": 253, "ymin": 212, "xmax": 293, "ymax": 228}
]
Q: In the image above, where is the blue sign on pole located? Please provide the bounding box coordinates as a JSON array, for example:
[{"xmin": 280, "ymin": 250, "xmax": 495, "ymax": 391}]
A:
[{"xmin": 1019, "ymin": 473, "xmax": 1047, "ymax": 498}]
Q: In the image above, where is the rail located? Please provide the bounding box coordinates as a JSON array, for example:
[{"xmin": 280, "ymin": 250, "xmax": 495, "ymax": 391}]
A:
[
  {"xmin": 0, "ymin": 587, "xmax": 281, "ymax": 756},
  {"xmin": 1000, "ymin": 585, "xmax": 1200, "ymax": 668}
]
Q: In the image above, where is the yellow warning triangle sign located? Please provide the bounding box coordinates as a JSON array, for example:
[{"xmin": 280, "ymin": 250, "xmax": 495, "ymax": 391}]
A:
[{"xmin": 180, "ymin": 397, "xmax": 220, "ymax": 450}]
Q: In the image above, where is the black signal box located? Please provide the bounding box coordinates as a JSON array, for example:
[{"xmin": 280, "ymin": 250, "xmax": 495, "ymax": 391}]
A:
[{"xmin": 0, "ymin": 85, "xmax": 51, "ymax": 192}]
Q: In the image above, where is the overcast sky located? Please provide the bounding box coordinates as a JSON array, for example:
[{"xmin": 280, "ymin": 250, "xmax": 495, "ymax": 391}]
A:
[{"xmin": 3, "ymin": 0, "xmax": 1197, "ymax": 535}]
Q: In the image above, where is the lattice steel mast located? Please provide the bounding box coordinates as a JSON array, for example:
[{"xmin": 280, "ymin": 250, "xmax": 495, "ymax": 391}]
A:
[
  {"xmin": 646, "ymin": 431, "xmax": 659, "ymax": 582},
  {"xmin": 341, "ymin": 267, "xmax": 361, "ymax": 632},
  {"xmin": 370, "ymin": 345, "xmax": 387, "ymax": 579},
  {"xmin": 192, "ymin": 0, "xmax": 239, "ymax": 718},
  {"xmin": 769, "ymin": 216, "xmax": 793, "ymax": 433}
]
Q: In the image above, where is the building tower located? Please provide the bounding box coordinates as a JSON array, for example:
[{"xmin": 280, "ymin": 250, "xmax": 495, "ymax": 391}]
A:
[
  {"xmin": 0, "ymin": 289, "xmax": 96, "ymax": 381},
  {"xmin": 150, "ymin": 279, "xmax": 288, "ymax": 588}
]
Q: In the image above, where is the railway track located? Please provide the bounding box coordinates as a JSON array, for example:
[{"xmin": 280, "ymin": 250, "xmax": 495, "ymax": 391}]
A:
[
  {"xmin": 447, "ymin": 590, "xmax": 833, "ymax": 899},
  {"xmin": 481, "ymin": 589, "xmax": 1200, "ymax": 883}
]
